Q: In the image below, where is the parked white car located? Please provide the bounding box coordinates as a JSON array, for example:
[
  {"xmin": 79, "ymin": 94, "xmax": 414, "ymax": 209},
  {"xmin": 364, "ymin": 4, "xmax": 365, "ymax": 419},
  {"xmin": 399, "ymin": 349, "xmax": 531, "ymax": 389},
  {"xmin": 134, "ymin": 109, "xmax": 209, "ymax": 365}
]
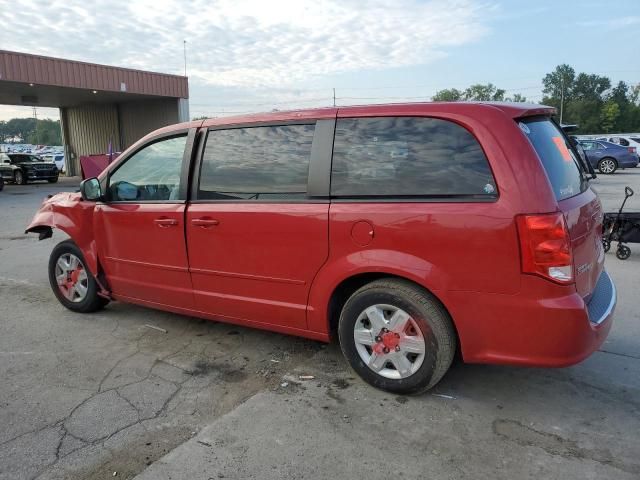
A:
[
  {"xmin": 41, "ymin": 154, "xmax": 65, "ymax": 173},
  {"xmin": 596, "ymin": 135, "xmax": 640, "ymax": 154}
]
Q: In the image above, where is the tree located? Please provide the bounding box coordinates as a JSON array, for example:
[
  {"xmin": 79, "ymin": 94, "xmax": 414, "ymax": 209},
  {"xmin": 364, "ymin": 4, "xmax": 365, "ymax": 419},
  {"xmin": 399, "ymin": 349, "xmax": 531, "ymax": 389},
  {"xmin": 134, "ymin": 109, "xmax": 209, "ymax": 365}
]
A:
[
  {"xmin": 542, "ymin": 64, "xmax": 575, "ymax": 102},
  {"xmin": 600, "ymin": 102, "xmax": 620, "ymax": 133},
  {"xmin": 432, "ymin": 88, "xmax": 463, "ymax": 101},
  {"xmin": 463, "ymin": 83, "xmax": 505, "ymax": 101},
  {"xmin": 0, "ymin": 118, "xmax": 61, "ymax": 144},
  {"xmin": 506, "ymin": 93, "xmax": 527, "ymax": 103},
  {"xmin": 572, "ymin": 73, "xmax": 610, "ymax": 101}
]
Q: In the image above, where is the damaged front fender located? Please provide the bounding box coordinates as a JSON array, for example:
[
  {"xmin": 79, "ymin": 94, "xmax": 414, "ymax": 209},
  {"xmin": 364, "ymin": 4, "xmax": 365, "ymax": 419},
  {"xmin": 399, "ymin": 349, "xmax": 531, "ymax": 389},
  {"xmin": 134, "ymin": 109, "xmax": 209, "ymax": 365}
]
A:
[{"xmin": 25, "ymin": 192, "xmax": 100, "ymax": 277}]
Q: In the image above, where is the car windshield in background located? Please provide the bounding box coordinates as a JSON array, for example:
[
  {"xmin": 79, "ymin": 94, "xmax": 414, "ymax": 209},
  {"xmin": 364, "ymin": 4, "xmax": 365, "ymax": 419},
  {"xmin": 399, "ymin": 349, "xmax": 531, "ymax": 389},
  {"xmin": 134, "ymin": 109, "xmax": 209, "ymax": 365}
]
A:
[
  {"xmin": 11, "ymin": 155, "xmax": 41, "ymax": 162},
  {"xmin": 520, "ymin": 118, "xmax": 587, "ymax": 201},
  {"xmin": 631, "ymin": 137, "xmax": 640, "ymax": 143}
]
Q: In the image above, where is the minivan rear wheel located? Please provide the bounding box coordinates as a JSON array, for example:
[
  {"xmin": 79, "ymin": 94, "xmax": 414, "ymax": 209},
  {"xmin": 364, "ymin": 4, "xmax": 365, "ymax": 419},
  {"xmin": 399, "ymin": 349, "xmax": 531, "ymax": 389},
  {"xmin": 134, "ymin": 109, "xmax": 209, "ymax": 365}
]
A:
[
  {"xmin": 598, "ymin": 158, "xmax": 617, "ymax": 174},
  {"xmin": 338, "ymin": 279, "xmax": 456, "ymax": 394}
]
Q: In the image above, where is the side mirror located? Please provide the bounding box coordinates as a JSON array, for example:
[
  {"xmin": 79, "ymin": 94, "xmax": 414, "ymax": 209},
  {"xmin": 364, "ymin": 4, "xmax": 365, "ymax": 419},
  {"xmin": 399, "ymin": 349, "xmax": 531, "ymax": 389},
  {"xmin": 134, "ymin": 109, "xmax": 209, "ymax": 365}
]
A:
[{"xmin": 80, "ymin": 177, "xmax": 102, "ymax": 201}]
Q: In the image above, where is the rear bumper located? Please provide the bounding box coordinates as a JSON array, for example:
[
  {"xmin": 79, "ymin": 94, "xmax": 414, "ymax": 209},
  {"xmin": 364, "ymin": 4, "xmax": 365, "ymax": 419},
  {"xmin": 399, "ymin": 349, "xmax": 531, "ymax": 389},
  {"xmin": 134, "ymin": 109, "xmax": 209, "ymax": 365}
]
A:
[
  {"xmin": 445, "ymin": 271, "xmax": 616, "ymax": 367},
  {"xmin": 620, "ymin": 156, "xmax": 639, "ymax": 168}
]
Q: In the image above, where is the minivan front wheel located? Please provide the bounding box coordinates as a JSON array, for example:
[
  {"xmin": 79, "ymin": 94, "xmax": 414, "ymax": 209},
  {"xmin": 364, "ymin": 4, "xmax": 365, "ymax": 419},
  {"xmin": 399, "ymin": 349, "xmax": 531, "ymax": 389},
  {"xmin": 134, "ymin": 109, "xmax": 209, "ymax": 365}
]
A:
[
  {"xmin": 338, "ymin": 279, "xmax": 456, "ymax": 394},
  {"xmin": 48, "ymin": 240, "xmax": 109, "ymax": 313},
  {"xmin": 598, "ymin": 158, "xmax": 617, "ymax": 174}
]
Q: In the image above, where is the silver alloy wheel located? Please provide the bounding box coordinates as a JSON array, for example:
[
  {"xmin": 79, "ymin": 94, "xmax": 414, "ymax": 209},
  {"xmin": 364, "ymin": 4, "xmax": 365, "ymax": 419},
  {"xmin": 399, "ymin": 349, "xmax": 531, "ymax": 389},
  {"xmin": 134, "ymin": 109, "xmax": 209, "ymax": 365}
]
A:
[
  {"xmin": 14, "ymin": 171, "xmax": 23, "ymax": 184},
  {"xmin": 600, "ymin": 159, "xmax": 616, "ymax": 174},
  {"xmin": 54, "ymin": 253, "xmax": 89, "ymax": 303},
  {"xmin": 353, "ymin": 304, "xmax": 426, "ymax": 380}
]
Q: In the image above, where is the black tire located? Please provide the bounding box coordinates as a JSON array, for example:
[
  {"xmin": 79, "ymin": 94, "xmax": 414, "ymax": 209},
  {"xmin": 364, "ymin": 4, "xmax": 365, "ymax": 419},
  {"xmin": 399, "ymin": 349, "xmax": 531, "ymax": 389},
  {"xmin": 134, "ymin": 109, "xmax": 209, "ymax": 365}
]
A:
[
  {"xmin": 48, "ymin": 240, "xmax": 109, "ymax": 313},
  {"xmin": 47, "ymin": 176, "xmax": 59, "ymax": 183},
  {"xmin": 616, "ymin": 245, "xmax": 631, "ymax": 260},
  {"xmin": 14, "ymin": 170, "xmax": 26, "ymax": 185},
  {"xmin": 602, "ymin": 239, "xmax": 611, "ymax": 253},
  {"xmin": 0, "ymin": 177, "xmax": 4, "ymax": 191},
  {"xmin": 338, "ymin": 278, "xmax": 456, "ymax": 394},
  {"xmin": 598, "ymin": 157, "xmax": 617, "ymax": 174}
]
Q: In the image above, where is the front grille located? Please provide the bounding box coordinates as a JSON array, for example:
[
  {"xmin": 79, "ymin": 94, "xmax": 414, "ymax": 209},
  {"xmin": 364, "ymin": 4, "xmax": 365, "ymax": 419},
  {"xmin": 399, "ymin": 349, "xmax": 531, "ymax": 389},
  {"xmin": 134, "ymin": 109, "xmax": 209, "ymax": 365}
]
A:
[{"xmin": 586, "ymin": 271, "xmax": 615, "ymax": 325}]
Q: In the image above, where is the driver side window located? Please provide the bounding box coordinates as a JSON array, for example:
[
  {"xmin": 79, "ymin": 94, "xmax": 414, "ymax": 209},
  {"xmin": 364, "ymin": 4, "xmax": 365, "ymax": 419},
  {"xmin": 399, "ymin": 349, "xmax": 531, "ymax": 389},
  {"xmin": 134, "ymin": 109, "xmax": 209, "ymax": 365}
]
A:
[{"xmin": 108, "ymin": 135, "xmax": 187, "ymax": 202}]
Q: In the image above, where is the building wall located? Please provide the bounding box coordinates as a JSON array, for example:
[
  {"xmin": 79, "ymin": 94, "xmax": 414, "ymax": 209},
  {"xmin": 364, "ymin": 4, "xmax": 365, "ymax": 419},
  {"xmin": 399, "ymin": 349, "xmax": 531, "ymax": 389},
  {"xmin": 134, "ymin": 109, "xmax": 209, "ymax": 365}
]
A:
[
  {"xmin": 62, "ymin": 99, "xmax": 181, "ymax": 175},
  {"xmin": 62, "ymin": 104, "xmax": 120, "ymax": 174},
  {"xmin": 118, "ymin": 98, "xmax": 181, "ymax": 148}
]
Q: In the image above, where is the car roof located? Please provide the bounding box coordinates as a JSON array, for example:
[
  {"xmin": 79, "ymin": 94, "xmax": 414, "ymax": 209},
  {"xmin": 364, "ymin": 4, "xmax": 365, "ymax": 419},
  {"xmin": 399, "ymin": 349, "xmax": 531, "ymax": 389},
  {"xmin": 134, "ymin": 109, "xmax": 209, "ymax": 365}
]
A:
[{"xmin": 152, "ymin": 101, "xmax": 556, "ymax": 136}]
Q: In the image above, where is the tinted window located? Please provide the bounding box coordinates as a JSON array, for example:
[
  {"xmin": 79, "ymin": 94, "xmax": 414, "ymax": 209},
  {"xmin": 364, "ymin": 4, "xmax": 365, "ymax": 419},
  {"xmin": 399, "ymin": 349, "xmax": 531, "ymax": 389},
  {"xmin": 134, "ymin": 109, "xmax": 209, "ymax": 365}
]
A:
[
  {"xmin": 109, "ymin": 135, "xmax": 186, "ymax": 201},
  {"xmin": 580, "ymin": 141, "xmax": 596, "ymax": 151},
  {"xmin": 198, "ymin": 124, "xmax": 315, "ymax": 200},
  {"xmin": 330, "ymin": 117, "xmax": 496, "ymax": 198},
  {"xmin": 521, "ymin": 118, "xmax": 586, "ymax": 201},
  {"xmin": 630, "ymin": 137, "xmax": 640, "ymax": 143}
]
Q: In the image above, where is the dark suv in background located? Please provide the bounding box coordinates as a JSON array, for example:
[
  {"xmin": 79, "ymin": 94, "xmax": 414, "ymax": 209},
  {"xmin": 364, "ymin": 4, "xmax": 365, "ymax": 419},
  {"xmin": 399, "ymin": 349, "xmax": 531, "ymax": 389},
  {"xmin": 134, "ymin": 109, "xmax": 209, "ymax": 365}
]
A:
[{"xmin": 0, "ymin": 153, "xmax": 59, "ymax": 184}]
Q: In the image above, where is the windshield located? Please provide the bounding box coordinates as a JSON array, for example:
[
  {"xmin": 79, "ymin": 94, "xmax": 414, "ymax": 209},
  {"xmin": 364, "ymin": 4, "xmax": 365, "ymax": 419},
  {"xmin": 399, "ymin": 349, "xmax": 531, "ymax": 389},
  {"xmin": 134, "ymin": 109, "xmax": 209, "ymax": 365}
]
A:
[{"xmin": 520, "ymin": 117, "xmax": 588, "ymax": 201}]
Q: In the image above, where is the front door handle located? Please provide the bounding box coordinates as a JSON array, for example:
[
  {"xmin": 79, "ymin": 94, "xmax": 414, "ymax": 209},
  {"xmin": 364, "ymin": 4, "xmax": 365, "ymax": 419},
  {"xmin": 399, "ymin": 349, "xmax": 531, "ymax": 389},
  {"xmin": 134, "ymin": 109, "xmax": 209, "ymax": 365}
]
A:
[
  {"xmin": 154, "ymin": 217, "xmax": 178, "ymax": 227},
  {"xmin": 191, "ymin": 218, "xmax": 219, "ymax": 227}
]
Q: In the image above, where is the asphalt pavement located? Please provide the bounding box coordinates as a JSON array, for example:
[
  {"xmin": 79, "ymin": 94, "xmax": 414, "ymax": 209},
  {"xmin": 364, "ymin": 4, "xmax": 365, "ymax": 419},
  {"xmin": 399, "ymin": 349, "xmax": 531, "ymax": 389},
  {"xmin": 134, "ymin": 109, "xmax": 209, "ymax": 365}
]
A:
[{"xmin": 0, "ymin": 172, "xmax": 639, "ymax": 480}]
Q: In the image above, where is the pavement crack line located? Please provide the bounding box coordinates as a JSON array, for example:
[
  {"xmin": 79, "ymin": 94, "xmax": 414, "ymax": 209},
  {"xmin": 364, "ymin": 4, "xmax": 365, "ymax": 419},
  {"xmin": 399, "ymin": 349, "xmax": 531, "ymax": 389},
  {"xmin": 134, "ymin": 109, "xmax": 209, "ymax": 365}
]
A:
[{"xmin": 598, "ymin": 349, "xmax": 640, "ymax": 361}]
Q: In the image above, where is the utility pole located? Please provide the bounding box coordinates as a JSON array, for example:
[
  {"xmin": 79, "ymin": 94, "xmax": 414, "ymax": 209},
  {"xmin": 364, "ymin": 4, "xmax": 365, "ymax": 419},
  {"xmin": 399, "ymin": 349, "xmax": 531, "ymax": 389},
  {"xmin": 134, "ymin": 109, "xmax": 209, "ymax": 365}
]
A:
[
  {"xmin": 559, "ymin": 77, "xmax": 564, "ymax": 125},
  {"xmin": 333, "ymin": 88, "xmax": 336, "ymax": 107},
  {"xmin": 183, "ymin": 40, "xmax": 187, "ymax": 77},
  {"xmin": 32, "ymin": 106, "xmax": 38, "ymax": 145}
]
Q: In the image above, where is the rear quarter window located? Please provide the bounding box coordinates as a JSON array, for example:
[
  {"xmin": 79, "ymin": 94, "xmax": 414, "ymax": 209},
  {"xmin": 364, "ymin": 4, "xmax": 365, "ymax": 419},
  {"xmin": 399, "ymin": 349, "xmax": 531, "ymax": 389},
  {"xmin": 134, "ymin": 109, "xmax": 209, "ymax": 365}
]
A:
[
  {"xmin": 520, "ymin": 118, "xmax": 586, "ymax": 201},
  {"xmin": 331, "ymin": 117, "xmax": 497, "ymax": 199}
]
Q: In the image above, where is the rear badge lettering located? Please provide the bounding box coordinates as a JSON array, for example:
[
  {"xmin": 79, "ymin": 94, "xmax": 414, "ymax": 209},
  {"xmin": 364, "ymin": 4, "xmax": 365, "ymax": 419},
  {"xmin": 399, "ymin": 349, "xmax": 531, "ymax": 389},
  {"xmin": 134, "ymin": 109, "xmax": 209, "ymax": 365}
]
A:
[{"xmin": 577, "ymin": 263, "xmax": 592, "ymax": 275}]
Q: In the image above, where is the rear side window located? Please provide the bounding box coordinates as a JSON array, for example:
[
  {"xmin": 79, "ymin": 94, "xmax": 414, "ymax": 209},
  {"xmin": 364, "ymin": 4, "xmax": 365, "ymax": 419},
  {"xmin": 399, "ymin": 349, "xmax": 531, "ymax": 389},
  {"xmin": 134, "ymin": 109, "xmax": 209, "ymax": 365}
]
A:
[
  {"xmin": 330, "ymin": 117, "xmax": 497, "ymax": 198},
  {"xmin": 198, "ymin": 124, "xmax": 315, "ymax": 200},
  {"xmin": 520, "ymin": 118, "xmax": 586, "ymax": 201}
]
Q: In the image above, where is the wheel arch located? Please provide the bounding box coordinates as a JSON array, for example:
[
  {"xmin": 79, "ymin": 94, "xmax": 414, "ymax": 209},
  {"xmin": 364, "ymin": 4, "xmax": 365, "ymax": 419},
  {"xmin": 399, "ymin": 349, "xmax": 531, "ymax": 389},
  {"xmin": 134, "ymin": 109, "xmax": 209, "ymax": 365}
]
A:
[
  {"xmin": 322, "ymin": 271, "xmax": 462, "ymax": 362},
  {"xmin": 25, "ymin": 192, "xmax": 100, "ymax": 277},
  {"xmin": 309, "ymin": 256, "xmax": 459, "ymax": 343}
]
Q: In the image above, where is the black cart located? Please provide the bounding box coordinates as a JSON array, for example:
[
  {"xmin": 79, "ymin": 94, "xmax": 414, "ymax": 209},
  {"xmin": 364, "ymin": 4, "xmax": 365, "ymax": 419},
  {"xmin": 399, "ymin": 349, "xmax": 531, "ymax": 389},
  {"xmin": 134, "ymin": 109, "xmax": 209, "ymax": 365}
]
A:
[{"xmin": 602, "ymin": 186, "xmax": 640, "ymax": 260}]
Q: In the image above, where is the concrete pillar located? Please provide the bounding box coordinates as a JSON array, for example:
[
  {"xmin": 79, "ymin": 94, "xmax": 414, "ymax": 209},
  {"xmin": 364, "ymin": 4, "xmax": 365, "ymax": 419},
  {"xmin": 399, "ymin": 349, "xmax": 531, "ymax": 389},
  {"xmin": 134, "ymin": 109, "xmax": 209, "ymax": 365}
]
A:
[{"xmin": 178, "ymin": 98, "xmax": 190, "ymax": 123}]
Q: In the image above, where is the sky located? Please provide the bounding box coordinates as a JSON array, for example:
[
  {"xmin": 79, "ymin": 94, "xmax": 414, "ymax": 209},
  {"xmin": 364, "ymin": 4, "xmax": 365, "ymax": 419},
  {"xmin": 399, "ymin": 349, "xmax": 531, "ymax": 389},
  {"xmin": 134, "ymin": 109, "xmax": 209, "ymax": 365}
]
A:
[{"xmin": 0, "ymin": 0, "xmax": 639, "ymax": 121}]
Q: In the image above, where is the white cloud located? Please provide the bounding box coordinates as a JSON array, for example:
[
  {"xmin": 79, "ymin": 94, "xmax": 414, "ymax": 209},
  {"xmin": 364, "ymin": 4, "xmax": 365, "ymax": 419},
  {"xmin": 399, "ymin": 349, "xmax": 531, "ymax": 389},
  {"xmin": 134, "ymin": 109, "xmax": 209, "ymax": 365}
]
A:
[{"xmin": 0, "ymin": 0, "xmax": 491, "ymax": 89}]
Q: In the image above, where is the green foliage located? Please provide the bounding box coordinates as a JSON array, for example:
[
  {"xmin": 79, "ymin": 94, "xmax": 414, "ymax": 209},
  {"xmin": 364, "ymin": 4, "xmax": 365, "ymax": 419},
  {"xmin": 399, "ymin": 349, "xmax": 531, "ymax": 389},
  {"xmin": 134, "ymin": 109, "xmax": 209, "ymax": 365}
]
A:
[
  {"xmin": 0, "ymin": 118, "xmax": 62, "ymax": 145},
  {"xmin": 600, "ymin": 102, "xmax": 620, "ymax": 133},
  {"xmin": 508, "ymin": 93, "xmax": 527, "ymax": 103},
  {"xmin": 432, "ymin": 88, "xmax": 463, "ymax": 101},
  {"xmin": 433, "ymin": 84, "xmax": 512, "ymax": 102},
  {"xmin": 542, "ymin": 64, "xmax": 640, "ymax": 133},
  {"xmin": 463, "ymin": 83, "xmax": 505, "ymax": 101}
]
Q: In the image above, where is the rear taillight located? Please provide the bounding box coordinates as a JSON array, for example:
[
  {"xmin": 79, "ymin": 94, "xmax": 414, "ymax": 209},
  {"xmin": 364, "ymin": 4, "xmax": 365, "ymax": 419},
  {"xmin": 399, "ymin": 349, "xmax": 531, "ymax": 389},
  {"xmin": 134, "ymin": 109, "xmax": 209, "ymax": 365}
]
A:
[
  {"xmin": 628, "ymin": 147, "xmax": 636, "ymax": 154},
  {"xmin": 516, "ymin": 213, "xmax": 573, "ymax": 284}
]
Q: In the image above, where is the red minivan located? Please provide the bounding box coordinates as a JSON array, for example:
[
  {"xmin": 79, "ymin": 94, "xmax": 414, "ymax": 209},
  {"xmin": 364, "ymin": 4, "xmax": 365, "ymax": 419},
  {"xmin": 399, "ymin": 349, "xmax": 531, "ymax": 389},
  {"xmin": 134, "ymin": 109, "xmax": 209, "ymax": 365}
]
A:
[{"xmin": 26, "ymin": 102, "xmax": 615, "ymax": 393}]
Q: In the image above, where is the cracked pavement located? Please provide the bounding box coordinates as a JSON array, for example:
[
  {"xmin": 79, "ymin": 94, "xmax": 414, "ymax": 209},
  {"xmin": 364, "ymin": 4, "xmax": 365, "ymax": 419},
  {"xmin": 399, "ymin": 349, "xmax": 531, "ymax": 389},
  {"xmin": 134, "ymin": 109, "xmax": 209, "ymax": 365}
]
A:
[{"xmin": 1, "ymin": 174, "xmax": 639, "ymax": 479}]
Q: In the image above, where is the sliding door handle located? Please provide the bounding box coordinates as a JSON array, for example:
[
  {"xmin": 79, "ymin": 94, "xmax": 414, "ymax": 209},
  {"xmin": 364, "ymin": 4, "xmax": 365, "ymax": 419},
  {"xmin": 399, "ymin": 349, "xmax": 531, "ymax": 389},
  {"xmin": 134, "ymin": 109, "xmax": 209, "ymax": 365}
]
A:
[{"xmin": 191, "ymin": 218, "xmax": 219, "ymax": 227}]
